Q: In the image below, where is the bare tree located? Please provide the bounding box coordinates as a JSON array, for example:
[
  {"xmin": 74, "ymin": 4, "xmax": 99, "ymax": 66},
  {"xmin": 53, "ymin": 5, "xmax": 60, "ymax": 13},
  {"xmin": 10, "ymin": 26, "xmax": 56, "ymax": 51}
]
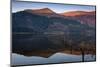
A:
[
  {"xmin": 69, "ymin": 40, "xmax": 73, "ymax": 54},
  {"xmin": 79, "ymin": 42, "xmax": 85, "ymax": 62}
]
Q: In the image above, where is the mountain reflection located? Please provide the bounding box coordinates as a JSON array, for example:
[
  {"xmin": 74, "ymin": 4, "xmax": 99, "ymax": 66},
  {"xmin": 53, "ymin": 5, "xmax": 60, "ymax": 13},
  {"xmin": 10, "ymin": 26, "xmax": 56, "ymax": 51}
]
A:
[
  {"xmin": 12, "ymin": 33, "xmax": 96, "ymax": 58},
  {"xmin": 13, "ymin": 49, "xmax": 95, "ymax": 58}
]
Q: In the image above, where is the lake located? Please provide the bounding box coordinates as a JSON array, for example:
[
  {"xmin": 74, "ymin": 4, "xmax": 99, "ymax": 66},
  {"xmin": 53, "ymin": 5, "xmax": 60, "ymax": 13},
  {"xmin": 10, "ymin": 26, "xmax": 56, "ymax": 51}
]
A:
[
  {"xmin": 12, "ymin": 53, "xmax": 96, "ymax": 66},
  {"xmin": 12, "ymin": 33, "xmax": 96, "ymax": 66}
]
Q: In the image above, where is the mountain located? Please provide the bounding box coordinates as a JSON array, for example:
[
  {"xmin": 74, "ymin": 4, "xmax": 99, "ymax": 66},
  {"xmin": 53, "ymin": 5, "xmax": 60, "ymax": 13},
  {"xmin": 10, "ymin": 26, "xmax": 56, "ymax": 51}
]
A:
[
  {"xmin": 25, "ymin": 8, "xmax": 55, "ymax": 14},
  {"xmin": 12, "ymin": 8, "xmax": 83, "ymax": 33},
  {"xmin": 61, "ymin": 11, "xmax": 96, "ymax": 27},
  {"xmin": 12, "ymin": 8, "xmax": 96, "ymax": 53},
  {"xmin": 25, "ymin": 8, "xmax": 63, "ymax": 17},
  {"xmin": 12, "ymin": 10, "xmax": 53, "ymax": 33},
  {"xmin": 61, "ymin": 11, "xmax": 95, "ymax": 16}
]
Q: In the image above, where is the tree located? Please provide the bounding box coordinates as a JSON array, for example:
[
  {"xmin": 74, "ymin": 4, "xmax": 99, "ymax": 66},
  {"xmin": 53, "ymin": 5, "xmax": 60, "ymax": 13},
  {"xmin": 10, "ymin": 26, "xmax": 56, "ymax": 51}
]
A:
[
  {"xmin": 79, "ymin": 42, "xmax": 86, "ymax": 62},
  {"xmin": 69, "ymin": 40, "xmax": 73, "ymax": 54}
]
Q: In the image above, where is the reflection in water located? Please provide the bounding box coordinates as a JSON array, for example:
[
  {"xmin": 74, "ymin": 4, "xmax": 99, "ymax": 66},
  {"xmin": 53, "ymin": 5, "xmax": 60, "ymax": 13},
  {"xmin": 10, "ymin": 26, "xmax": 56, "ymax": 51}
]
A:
[
  {"xmin": 12, "ymin": 53, "xmax": 96, "ymax": 66},
  {"xmin": 12, "ymin": 33, "xmax": 96, "ymax": 66}
]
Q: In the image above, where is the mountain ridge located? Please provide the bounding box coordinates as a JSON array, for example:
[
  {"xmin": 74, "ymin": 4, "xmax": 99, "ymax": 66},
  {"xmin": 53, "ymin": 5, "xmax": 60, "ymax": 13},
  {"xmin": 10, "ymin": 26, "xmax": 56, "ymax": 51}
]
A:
[
  {"xmin": 25, "ymin": 8, "xmax": 55, "ymax": 14},
  {"xmin": 60, "ymin": 11, "xmax": 96, "ymax": 27},
  {"xmin": 61, "ymin": 11, "xmax": 96, "ymax": 16}
]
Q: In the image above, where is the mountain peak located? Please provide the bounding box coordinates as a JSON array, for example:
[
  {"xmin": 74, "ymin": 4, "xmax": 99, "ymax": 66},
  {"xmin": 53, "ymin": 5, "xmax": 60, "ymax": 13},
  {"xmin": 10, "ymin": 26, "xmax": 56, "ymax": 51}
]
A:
[
  {"xmin": 61, "ymin": 11, "xmax": 95, "ymax": 16},
  {"xmin": 25, "ymin": 8, "xmax": 55, "ymax": 14},
  {"xmin": 41, "ymin": 8, "xmax": 51, "ymax": 10}
]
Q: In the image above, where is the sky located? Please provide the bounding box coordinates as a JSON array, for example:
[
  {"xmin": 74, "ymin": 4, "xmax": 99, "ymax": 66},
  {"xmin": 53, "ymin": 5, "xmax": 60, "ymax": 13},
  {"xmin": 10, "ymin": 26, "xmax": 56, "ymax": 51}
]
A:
[{"xmin": 12, "ymin": 1, "xmax": 96, "ymax": 13}]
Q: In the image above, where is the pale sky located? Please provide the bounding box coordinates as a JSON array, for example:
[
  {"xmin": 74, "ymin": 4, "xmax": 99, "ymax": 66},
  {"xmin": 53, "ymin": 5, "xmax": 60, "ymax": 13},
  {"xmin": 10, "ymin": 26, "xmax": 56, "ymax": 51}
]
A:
[{"xmin": 12, "ymin": 1, "xmax": 96, "ymax": 13}]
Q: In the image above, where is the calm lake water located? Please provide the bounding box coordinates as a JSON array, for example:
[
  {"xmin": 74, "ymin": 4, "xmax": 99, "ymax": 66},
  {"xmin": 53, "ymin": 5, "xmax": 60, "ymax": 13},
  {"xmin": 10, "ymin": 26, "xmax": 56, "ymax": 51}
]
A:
[
  {"xmin": 12, "ymin": 53, "xmax": 96, "ymax": 66},
  {"xmin": 12, "ymin": 33, "xmax": 96, "ymax": 66}
]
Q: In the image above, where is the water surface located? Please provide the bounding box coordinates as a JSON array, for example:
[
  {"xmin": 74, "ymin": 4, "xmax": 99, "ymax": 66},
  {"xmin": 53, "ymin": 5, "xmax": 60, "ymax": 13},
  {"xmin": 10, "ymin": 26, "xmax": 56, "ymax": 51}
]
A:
[{"xmin": 12, "ymin": 53, "xmax": 96, "ymax": 66}]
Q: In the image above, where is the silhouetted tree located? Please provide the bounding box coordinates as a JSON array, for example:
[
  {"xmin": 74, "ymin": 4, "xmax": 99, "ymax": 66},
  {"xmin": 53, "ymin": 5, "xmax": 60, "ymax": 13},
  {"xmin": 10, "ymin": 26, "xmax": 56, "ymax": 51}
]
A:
[
  {"xmin": 79, "ymin": 42, "xmax": 85, "ymax": 62},
  {"xmin": 69, "ymin": 40, "xmax": 73, "ymax": 54}
]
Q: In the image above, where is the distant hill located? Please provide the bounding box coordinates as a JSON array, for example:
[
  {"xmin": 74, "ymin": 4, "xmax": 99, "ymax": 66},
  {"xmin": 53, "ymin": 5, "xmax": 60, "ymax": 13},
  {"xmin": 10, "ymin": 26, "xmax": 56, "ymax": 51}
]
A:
[
  {"xmin": 61, "ymin": 11, "xmax": 96, "ymax": 27},
  {"xmin": 61, "ymin": 11, "xmax": 95, "ymax": 16}
]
